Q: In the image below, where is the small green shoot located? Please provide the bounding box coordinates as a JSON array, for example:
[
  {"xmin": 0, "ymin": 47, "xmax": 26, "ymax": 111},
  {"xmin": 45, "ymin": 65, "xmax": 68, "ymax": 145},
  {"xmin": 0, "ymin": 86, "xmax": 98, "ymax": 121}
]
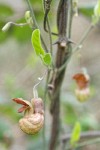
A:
[{"xmin": 70, "ymin": 122, "xmax": 81, "ymax": 147}]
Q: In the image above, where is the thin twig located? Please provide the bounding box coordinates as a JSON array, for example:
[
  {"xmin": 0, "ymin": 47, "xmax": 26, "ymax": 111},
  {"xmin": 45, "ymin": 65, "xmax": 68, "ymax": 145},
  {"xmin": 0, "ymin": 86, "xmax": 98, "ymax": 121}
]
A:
[
  {"xmin": 42, "ymin": 69, "xmax": 50, "ymax": 150},
  {"xmin": 43, "ymin": 0, "xmax": 58, "ymax": 36},
  {"xmin": 43, "ymin": 0, "xmax": 54, "ymax": 69},
  {"xmin": 58, "ymin": 24, "xmax": 94, "ymax": 72},
  {"xmin": 61, "ymin": 131, "xmax": 100, "ymax": 142},
  {"xmin": 47, "ymin": 19, "xmax": 53, "ymax": 55},
  {"xmin": 43, "ymin": 0, "xmax": 53, "ymax": 54},
  {"xmin": 73, "ymin": 24, "xmax": 94, "ymax": 52},
  {"xmin": 66, "ymin": 138, "xmax": 100, "ymax": 150}
]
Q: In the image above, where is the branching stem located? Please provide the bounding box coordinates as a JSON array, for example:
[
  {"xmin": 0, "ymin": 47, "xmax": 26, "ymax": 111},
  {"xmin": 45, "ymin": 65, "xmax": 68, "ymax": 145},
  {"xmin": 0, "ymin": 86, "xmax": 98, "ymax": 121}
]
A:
[
  {"xmin": 49, "ymin": 1, "xmax": 73, "ymax": 150},
  {"xmin": 58, "ymin": 24, "xmax": 94, "ymax": 72},
  {"xmin": 73, "ymin": 24, "xmax": 94, "ymax": 52}
]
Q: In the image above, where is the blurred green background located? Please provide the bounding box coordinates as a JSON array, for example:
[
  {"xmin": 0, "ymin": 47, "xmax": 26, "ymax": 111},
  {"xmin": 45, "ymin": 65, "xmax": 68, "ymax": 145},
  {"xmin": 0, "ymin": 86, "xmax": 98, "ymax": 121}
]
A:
[{"xmin": 0, "ymin": 0, "xmax": 100, "ymax": 150}]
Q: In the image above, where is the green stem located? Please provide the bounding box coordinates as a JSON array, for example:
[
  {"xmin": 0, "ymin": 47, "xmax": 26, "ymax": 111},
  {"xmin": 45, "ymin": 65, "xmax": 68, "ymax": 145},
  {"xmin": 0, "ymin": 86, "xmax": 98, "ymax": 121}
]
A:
[
  {"xmin": 47, "ymin": 19, "xmax": 53, "ymax": 55},
  {"xmin": 73, "ymin": 24, "xmax": 94, "ymax": 52},
  {"xmin": 42, "ymin": 69, "xmax": 50, "ymax": 150},
  {"xmin": 9, "ymin": 22, "xmax": 28, "ymax": 27}
]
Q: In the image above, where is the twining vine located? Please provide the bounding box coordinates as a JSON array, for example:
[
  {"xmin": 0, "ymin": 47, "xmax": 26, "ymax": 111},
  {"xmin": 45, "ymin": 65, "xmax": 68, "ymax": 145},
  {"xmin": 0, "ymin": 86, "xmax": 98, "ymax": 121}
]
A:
[{"xmin": 2, "ymin": 0, "xmax": 100, "ymax": 150}]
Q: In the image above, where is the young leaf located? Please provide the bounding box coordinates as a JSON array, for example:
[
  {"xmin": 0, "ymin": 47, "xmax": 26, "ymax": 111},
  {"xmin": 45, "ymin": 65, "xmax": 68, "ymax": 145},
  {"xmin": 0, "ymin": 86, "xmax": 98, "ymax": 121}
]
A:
[
  {"xmin": 94, "ymin": 0, "xmax": 100, "ymax": 17},
  {"xmin": 42, "ymin": 53, "xmax": 52, "ymax": 66},
  {"xmin": 92, "ymin": 0, "xmax": 100, "ymax": 25},
  {"xmin": 25, "ymin": 11, "xmax": 34, "ymax": 28},
  {"xmin": 31, "ymin": 29, "xmax": 45, "ymax": 56},
  {"xmin": 70, "ymin": 122, "xmax": 81, "ymax": 147}
]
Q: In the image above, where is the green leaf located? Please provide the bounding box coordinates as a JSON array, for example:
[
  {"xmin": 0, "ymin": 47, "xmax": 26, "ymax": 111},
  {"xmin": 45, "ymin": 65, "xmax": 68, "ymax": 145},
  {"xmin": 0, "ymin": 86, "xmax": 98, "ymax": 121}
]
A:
[
  {"xmin": 31, "ymin": 29, "xmax": 45, "ymax": 56},
  {"xmin": 70, "ymin": 122, "xmax": 81, "ymax": 147},
  {"xmin": 31, "ymin": 29, "xmax": 52, "ymax": 66},
  {"xmin": 42, "ymin": 53, "xmax": 52, "ymax": 66}
]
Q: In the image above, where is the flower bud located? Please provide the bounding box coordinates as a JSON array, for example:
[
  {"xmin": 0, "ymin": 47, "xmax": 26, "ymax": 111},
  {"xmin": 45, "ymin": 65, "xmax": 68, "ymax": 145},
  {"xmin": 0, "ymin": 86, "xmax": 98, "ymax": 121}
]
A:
[
  {"xmin": 25, "ymin": 11, "xmax": 34, "ymax": 28},
  {"xmin": 73, "ymin": 71, "xmax": 91, "ymax": 102},
  {"xmin": 73, "ymin": 0, "xmax": 79, "ymax": 17},
  {"xmin": 2, "ymin": 22, "xmax": 11, "ymax": 32}
]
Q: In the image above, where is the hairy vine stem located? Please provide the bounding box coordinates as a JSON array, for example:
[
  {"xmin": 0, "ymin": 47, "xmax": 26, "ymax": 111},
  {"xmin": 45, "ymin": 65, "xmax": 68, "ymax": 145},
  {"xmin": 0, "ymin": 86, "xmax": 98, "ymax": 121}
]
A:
[{"xmin": 49, "ymin": 0, "xmax": 73, "ymax": 150}]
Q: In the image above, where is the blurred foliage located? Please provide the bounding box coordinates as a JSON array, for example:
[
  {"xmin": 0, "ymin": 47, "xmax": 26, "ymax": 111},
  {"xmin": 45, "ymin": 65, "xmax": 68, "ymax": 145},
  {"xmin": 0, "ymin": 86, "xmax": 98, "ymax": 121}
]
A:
[
  {"xmin": 0, "ymin": 104, "xmax": 20, "ymax": 122},
  {"xmin": 0, "ymin": 0, "xmax": 44, "ymax": 44},
  {"xmin": 0, "ymin": 4, "xmax": 14, "ymax": 43},
  {"xmin": 13, "ymin": 18, "xmax": 32, "ymax": 43},
  {"xmin": 79, "ymin": 6, "xmax": 94, "ymax": 18},
  {"xmin": 62, "ymin": 94, "xmax": 99, "ymax": 132},
  {"xmin": 26, "ymin": 52, "xmax": 38, "ymax": 68},
  {"xmin": 80, "ymin": 114, "xmax": 98, "ymax": 130},
  {"xmin": 27, "ymin": 133, "xmax": 49, "ymax": 150},
  {"xmin": 0, "ymin": 4, "xmax": 14, "ymax": 20},
  {"xmin": 0, "ymin": 118, "xmax": 11, "ymax": 140},
  {"xmin": 4, "ymin": 74, "xmax": 25, "ymax": 98},
  {"xmin": 70, "ymin": 122, "xmax": 81, "ymax": 147},
  {"xmin": 63, "ymin": 102, "xmax": 78, "ymax": 125},
  {"xmin": 0, "ymin": 117, "xmax": 13, "ymax": 149},
  {"xmin": 30, "ymin": 0, "xmax": 44, "ymax": 21}
]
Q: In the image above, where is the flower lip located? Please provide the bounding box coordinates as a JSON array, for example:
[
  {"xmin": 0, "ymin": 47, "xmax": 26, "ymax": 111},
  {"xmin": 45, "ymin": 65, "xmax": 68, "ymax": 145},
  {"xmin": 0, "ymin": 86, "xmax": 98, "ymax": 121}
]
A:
[
  {"xmin": 73, "ymin": 73, "xmax": 89, "ymax": 89},
  {"xmin": 18, "ymin": 105, "xmax": 29, "ymax": 113},
  {"xmin": 73, "ymin": 73, "xmax": 88, "ymax": 82},
  {"xmin": 12, "ymin": 98, "xmax": 29, "ymax": 106},
  {"xmin": 12, "ymin": 98, "xmax": 32, "ymax": 113}
]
